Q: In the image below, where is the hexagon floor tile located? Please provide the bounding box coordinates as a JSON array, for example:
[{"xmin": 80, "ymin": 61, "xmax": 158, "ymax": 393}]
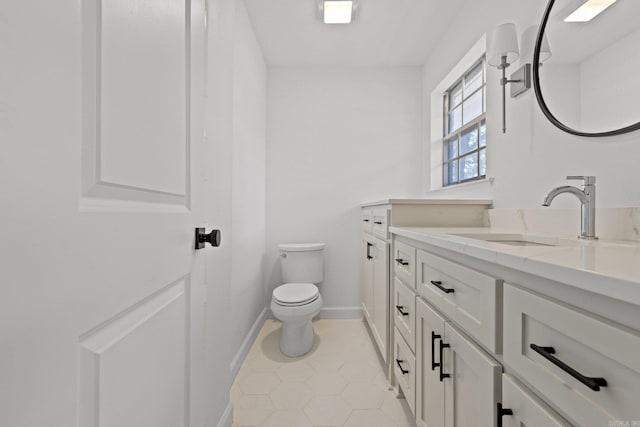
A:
[
  {"xmin": 269, "ymin": 381, "xmax": 314, "ymax": 409},
  {"xmin": 304, "ymin": 395, "xmax": 352, "ymax": 426},
  {"xmin": 230, "ymin": 319, "xmax": 415, "ymax": 427}
]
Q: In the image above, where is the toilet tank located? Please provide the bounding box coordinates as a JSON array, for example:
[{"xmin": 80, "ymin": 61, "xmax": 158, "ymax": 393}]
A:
[{"xmin": 279, "ymin": 243, "xmax": 325, "ymax": 284}]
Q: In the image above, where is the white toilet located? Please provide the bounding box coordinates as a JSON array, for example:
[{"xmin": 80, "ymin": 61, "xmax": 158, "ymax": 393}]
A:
[{"xmin": 271, "ymin": 243, "xmax": 325, "ymax": 357}]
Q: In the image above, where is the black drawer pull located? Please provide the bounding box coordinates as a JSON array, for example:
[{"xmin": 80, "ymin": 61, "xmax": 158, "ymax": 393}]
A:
[
  {"xmin": 430, "ymin": 280, "xmax": 454, "ymax": 294},
  {"xmin": 431, "ymin": 332, "xmax": 441, "ymax": 371},
  {"xmin": 395, "ymin": 258, "xmax": 409, "ymax": 266},
  {"xmin": 439, "ymin": 340, "xmax": 450, "ymax": 381},
  {"xmin": 395, "ymin": 305, "xmax": 409, "ymax": 316},
  {"xmin": 395, "ymin": 359, "xmax": 409, "ymax": 375},
  {"xmin": 374, "ymin": 221, "xmax": 383, "ymax": 225},
  {"xmin": 497, "ymin": 403, "xmax": 513, "ymax": 427},
  {"xmin": 530, "ymin": 344, "xmax": 607, "ymax": 391},
  {"xmin": 363, "ymin": 219, "xmax": 370, "ymax": 222}
]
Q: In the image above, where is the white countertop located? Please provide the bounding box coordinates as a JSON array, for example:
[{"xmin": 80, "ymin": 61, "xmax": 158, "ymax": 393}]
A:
[
  {"xmin": 390, "ymin": 226, "xmax": 640, "ymax": 306},
  {"xmin": 361, "ymin": 198, "xmax": 493, "ymax": 208}
]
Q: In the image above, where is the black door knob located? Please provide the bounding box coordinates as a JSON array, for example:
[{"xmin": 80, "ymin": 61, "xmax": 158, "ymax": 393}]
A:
[{"xmin": 195, "ymin": 228, "xmax": 221, "ymax": 249}]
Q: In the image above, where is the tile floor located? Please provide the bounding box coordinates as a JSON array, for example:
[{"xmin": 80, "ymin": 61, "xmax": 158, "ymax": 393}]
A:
[{"xmin": 230, "ymin": 318, "xmax": 416, "ymax": 427}]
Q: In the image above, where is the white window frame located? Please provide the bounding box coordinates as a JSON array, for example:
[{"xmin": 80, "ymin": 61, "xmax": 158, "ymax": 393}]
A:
[
  {"xmin": 442, "ymin": 57, "xmax": 486, "ymax": 186},
  {"xmin": 428, "ymin": 35, "xmax": 489, "ymax": 192}
]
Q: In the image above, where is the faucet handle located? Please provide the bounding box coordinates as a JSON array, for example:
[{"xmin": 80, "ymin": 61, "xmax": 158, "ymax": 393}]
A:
[{"xmin": 567, "ymin": 176, "xmax": 596, "ymax": 185}]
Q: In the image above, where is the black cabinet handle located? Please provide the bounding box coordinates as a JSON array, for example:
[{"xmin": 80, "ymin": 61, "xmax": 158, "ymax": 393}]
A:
[
  {"xmin": 366, "ymin": 242, "xmax": 373, "ymax": 260},
  {"xmin": 530, "ymin": 344, "xmax": 607, "ymax": 391},
  {"xmin": 395, "ymin": 305, "xmax": 409, "ymax": 316},
  {"xmin": 395, "ymin": 258, "xmax": 409, "ymax": 266},
  {"xmin": 363, "ymin": 219, "xmax": 370, "ymax": 222},
  {"xmin": 497, "ymin": 403, "xmax": 513, "ymax": 427},
  {"xmin": 430, "ymin": 280, "xmax": 455, "ymax": 294},
  {"xmin": 439, "ymin": 340, "xmax": 450, "ymax": 381},
  {"xmin": 431, "ymin": 332, "xmax": 441, "ymax": 371},
  {"xmin": 395, "ymin": 359, "xmax": 409, "ymax": 375},
  {"xmin": 374, "ymin": 221, "xmax": 383, "ymax": 224}
]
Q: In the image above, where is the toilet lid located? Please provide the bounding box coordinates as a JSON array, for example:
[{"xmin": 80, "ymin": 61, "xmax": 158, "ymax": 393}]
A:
[{"xmin": 273, "ymin": 283, "xmax": 319, "ymax": 306}]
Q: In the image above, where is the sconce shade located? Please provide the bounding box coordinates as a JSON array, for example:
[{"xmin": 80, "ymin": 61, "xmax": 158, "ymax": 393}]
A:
[
  {"xmin": 520, "ymin": 25, "xmax": 552, "ymax": 64},
  {"xmin": 487, "ymin": 23, "xmax": 520, "ymax": 67}
]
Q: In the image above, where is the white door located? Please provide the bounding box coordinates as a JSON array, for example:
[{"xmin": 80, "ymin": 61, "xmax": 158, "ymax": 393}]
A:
[
  {"xmin": 372, "ymin": 237, "xmax": 389, "ymax": 362},
  {"xmin": 501, "ymin": 374, "xmax": 571, "ymax": 427},
  {"xmin": 1, "ymin": 1, "xmax": 211, "ymax": 426},
  {"xmin": 361, "ymin": 238, "xmax": 374, "ymax": 322},
  {"xmin": 415, "ymin": 298, "xmax": 446, "ymax": 427},
  {"xmin": 443, "ymin": 323, "xmax": 502, "ymax": 427}
]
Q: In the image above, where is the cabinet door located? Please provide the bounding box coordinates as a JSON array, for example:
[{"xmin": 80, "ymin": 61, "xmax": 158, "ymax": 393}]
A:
[
  {"xmin": 372, "ymin": 238, "xmax": 389, "ymax": 362},
  {"xmin": 361, "ymin": 238, "xmax": 373, "ymax": 323},
  {"xmin": 501, "ymin": 374, "xmax": 571, "ymax": 427},
  {"xmin": 416, "ymin": 298, "xmax": 446, "ymax": 427},
  {"xmin": 443, "ymin": 323, "xmax": 501, "ymax": 427}
]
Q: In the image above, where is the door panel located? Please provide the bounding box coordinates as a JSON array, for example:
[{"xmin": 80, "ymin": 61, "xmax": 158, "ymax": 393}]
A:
[
  {"xmin": 372, "ymin": 237, "xmax": 389, "ymax": 362},
  {"xmin": 502, "ymin": 374, "xmax": 571, "ymax": 427},
  {"xmin": 415, "ymin": 298, "xmax": 446, "ymax": 427},
  {"xmin": 443, "ymin": 323, "xmax": 501, "ymax": 427},
  {"xmin": 1, "ymin": 0, "xmax": 208, "ymax": 426},
  {"xmin": 361, "ymin": 238, "xmax": 373, "ymax": 322}
]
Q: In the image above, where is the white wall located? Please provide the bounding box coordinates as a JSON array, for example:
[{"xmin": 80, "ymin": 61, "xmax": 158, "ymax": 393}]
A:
[
  {"xmin": 230, "ymin": 0, "xmax": 267, "ymax": 365},
  {"xmin": 422, "ymin": 0, "xmax": 640, "ymax": 209},
  {"xmin": 266, "ymin": 67, "xmax": 423, "ymax": 312}
]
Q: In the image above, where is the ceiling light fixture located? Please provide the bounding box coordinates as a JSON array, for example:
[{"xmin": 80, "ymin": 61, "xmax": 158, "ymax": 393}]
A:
[
  {"xmin": 318, "ymin": 0, "xmax": 359, "ymax": 24},
  {"xmin": 564, "ymin": 0, "xmax": 616, "ymax": 22}
]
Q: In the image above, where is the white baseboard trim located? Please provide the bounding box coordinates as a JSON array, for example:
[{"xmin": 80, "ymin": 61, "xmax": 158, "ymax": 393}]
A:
[
  {"xmin": 319, "ymin": 306, "xmax": 362, "ymax": 319},
  {"xmin": 266, "ymin": 306, "xmax": 363, "ymax": 320},
  {"xmin": 216, "ymin": 401, "xmax": 233, "ymax": 427},
  {"xmin": 229, "ymin": 307, "xmax": 268, "ymax": 379}
]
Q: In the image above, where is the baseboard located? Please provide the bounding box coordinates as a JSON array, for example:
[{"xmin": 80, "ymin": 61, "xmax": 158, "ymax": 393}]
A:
[
  {"xmin": 216, "ymin": 401, "xmax": 233, "ymax": 427},
  {"xmin": 229, "ymin": 307, "xmax": 268, "ymax": 379},
  {"xmin": 319, "ymin": 306, "xmax": 362, "ymax": 319},
  {"xmin": 267, "ymin": 306, "xmax": 363, "ymax": 320}
]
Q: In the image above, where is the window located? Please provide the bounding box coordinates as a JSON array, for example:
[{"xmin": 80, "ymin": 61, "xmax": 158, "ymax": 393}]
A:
[{"xmin": 442, "ymin": 58, "xmax": 487, "ymax": 186}]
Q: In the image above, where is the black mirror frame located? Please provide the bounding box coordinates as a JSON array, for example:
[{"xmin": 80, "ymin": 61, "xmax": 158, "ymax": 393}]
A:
[{"xmin": 533, "ymin": 0, "xmax": 640, "ymax": 137}]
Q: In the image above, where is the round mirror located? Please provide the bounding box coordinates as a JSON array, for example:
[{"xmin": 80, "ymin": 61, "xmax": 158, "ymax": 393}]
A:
[{"xmin": 533, "ymin": 0, "xmax": 640, "ymax": 137}]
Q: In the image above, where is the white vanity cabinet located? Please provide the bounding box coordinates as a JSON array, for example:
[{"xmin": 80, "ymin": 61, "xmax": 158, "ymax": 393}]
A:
[
  {"xmin": 360, "ymin": 199, "xmax": 491, "ymax": 369},
  {"xmin": 391, "ymin": 226, "xmax": 640, "ymax": 427}
]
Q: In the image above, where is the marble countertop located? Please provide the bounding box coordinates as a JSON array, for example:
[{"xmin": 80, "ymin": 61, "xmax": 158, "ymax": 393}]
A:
[
  {"xmin": 390, "ymin": 226, "xmax": 640, "ymax": 306},
  {"xmin": 361, "ymin": 198, "xmax": 493, "ymax": 208}
]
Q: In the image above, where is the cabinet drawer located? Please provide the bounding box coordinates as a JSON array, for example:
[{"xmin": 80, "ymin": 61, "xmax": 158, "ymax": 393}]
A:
[
  {"xmin": 361, "ymin": 209, "xmax": 372, "ymax": 234},
  {"xmin": 417, "ymin": 250, "xmax": 500, "ymax": 353},
  {"xmin": 393, "ymin": 329, "xmax": 415, "ymax": 415},
  {"xmin": 394, "ymin": 278, "xmax": 416, "ymax": 352},
  {"xmin": 372, "ymin": 209, "xmax": 389, "ymax": 240},
  {"xmin": 501, "ymin": 374, "xmax": 570, "ymax": 427},
  {"xmin": 393, "ymin": 240, "xmax": 416, "ymax": 289},
  {"xmin": 504, "ymin": 284, "xmax": 640, "ymax": 427}
]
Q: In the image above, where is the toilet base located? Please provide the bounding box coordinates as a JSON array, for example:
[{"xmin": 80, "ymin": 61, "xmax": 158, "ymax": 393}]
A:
[{"xmin": 280, "ymin": 320, "xmax": 315, "ymax": 357}]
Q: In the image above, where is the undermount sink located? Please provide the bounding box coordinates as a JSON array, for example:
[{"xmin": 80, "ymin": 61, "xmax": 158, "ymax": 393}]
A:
[{"xmin": 449, "ymin": 232, "xmax": 569, "ymax": 247}]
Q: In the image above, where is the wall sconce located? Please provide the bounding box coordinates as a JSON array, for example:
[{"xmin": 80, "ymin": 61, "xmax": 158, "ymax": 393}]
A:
[
  {"xmin": 487, "ymin": 23, "xmax": 552, "ymax": 133},
  {"xmin": 509, "ymin": 26, "xmax": 552, "ymax": 97},
  {"xmin": 487, "ymin": 23, "xmax": 521, "ymax": 134}
]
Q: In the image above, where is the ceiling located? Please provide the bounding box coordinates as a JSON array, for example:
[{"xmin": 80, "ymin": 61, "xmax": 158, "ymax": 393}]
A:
[{"xmin": 243, "ymin": 0, "xmax": 467, "ymax": 66}]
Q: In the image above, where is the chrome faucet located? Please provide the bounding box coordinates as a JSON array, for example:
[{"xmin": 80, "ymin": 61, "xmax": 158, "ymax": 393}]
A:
[{"xmin": 542, "ymin": 176, "xmax": 597, "ymax": 240}]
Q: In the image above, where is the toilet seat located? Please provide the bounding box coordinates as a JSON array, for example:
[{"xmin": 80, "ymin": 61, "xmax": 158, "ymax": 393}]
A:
[{"xmin": 273, "ymin": 283, "xmax": 319, "ymax": 307}]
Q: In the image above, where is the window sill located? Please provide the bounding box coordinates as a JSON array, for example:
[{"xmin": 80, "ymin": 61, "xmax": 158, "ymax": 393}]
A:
[{"xmin": 427, "ymin": 176, "xmax": 494, "ymax": 194}]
